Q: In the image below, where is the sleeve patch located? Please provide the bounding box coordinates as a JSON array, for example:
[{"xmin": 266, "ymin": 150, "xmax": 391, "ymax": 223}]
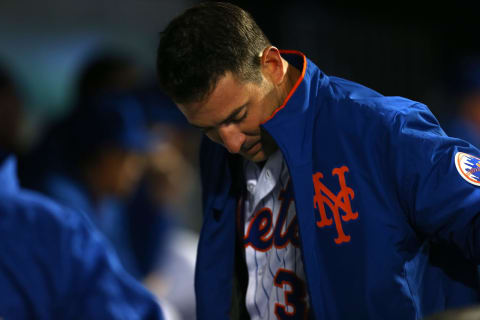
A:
[{"xmin": 455, "ymin": 152, "xmax": 480, "ymax": 186}]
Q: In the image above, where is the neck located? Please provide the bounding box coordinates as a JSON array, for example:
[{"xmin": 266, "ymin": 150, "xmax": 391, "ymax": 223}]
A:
[{"xmin": 280, "ymin": 59, "xmax": 301, "ymax": 103}]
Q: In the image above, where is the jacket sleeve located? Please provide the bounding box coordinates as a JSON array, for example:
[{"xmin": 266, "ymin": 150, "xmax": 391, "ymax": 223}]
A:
[
  {"xmin": 60, "ymin": 206, "xmax": 165, "ymax": 320},
  {"xmin": 0, "ymin": 191, "xmax": 164, "ymax": 320},
  {"xmin": 390, "ymin": 103, "xmax": 480, "ymax": 263}
]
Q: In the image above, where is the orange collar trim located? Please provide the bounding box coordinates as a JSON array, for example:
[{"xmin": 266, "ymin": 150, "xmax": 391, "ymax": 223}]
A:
[{"xmin": 262, "ymin": 50, "xmax": 307, "ymax": 124}]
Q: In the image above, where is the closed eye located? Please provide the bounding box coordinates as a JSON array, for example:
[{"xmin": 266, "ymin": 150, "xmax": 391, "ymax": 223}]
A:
[
  {"xmin": 231, "ymin": 110, "xmax": 248, "ymax": 124},
  {"xmin": 191, "ymin": 104, "xmax": 248, "ymax": 133}
]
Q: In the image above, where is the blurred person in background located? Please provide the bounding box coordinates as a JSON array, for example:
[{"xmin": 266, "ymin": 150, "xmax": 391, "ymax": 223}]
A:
[
  {"xmin": 39, "ymin": 94, "xmax": 150, "ymax": 275},
  {"xmin": 445, "ymin": 57, "xmax": 480, "ymax": 148},
  {"xmin": 136, "ymin": 85, "xmax": 203, "ymax": 231},
  {"xmin": 31, "ymin": 91, "xmax": 187, "ymax": 319},
  {"xmin": 18, "ymin": 51, "xmax": 198, "ymax": 319},
  {"xmin": 17, "ymin": 51, "xmax": 142, "ymax": 190},
  {"xmin": 134, "ymin": 86, "xmax": 200, "ymax": 319},
  {"xmin": 0, "ymin": 61, "xmax": 165, "ymax": 320},
  {"xmin": 76, "ymin": 51, "xmax": 140, "ymax": 101}
]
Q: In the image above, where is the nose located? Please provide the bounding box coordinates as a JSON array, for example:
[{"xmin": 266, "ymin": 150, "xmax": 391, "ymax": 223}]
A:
[{"xmin": 217, "ymin": 124, "xmax": 246, "ymax": 154}]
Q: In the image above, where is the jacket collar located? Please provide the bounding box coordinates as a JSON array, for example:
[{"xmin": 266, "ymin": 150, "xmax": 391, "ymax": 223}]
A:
[{"xmin": 261, "ymin": 51, "xmax": 329, "ymax": 167}]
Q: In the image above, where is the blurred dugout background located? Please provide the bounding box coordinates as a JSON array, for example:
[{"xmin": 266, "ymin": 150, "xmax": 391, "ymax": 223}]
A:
[
  {"xmin": 1, "ymin": 1, "xmax": 480, "ymax": 151},
  {"xmin": 1, "ymin": 1, "xmax": 480, "ymax": 319}
]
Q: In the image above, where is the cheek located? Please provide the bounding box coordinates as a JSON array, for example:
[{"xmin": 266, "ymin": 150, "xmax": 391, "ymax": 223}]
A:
[
  {"xmin": 241, "ymin": 110, "xmax": 263, "ymax": 135},
  {"xmin": 206, "ymin": 131, "xmax": 222, "ymax": 145},
  {"xmin": 259, "ymin": 85, "xmax": 280, "ymax": 117}
]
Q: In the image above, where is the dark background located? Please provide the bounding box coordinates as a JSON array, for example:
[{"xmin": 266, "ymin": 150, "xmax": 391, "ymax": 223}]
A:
[
  {"xmin": 1, "ymin": 0, "xmax": 479, "ymax": 144},
  {"xmin": 231, "ymin": 0, "xmax": 480, "ymax": 125}
]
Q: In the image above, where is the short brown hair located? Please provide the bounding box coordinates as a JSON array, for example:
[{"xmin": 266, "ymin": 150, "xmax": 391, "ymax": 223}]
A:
[{"xmin": 157, "ymin": 2, "xmax": 271, "ymax": 104}]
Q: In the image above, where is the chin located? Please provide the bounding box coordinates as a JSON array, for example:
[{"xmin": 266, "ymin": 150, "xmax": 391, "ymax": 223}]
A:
[{"xmin": 247, "ymin": 150, "xmax": 268, "ymax": 162}]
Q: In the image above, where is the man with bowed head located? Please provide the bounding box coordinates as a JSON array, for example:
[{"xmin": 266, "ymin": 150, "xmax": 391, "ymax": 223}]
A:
[{"xmin": 157, "ymin": 2, "xmax": 480, "ymax": 319}]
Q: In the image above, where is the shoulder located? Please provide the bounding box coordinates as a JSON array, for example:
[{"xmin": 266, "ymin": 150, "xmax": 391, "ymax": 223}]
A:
[
  {"xmin": 328, "ymin": 76, "xmax": 419, "ymax": 113},
  {"xmin": 0, "ymin": 188, "xmax": 93, "ymax": 242},
  {"xmin": 323, "ymin": 77, "xmax": 434, "ymax": 130},
  {"xmin": 0, "ymin": 189, "xmax": 92, "ymax": 312}
]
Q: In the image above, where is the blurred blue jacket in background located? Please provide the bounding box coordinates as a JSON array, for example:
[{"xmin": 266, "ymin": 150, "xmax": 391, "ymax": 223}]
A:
[{"xmin": 0, "ymin": 151, "xmax": 164, "ymax": 319}]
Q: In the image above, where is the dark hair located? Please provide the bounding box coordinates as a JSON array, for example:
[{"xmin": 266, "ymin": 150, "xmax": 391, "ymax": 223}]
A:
[
  {"xmin": 157, "ymin": 1, "xmax": 271, "ymax": 104},
  {"xmin": 76, "ymin": 51, "xmax": 138, "ymax": 100}
]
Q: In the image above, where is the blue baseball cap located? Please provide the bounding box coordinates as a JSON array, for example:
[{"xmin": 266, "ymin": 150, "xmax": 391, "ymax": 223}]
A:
[{"xmin": 70, "ymin": 93, "xmax": 151, "ymax": 154}]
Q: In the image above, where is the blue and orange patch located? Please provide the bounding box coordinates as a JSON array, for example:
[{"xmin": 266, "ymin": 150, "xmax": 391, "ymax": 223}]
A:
[{"xmin": 455, "ymin": 152, "xmax": 480, "ymax": 186}]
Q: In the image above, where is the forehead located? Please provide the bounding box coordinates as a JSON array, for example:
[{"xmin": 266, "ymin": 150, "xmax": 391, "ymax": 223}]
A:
[{"xmin": 178, "ymin": 72, "xmax": 251, "ymax": 124}]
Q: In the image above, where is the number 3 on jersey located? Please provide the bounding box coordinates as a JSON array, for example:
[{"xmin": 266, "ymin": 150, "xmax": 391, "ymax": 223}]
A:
[{"xmin": 274, "ymin": 268, "xmax": 308, "ymax": 319}]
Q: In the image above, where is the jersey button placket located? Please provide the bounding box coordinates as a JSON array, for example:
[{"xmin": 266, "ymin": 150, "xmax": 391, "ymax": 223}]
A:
[{"xmin": 265, "ymin": 169, "xmax": 271, "ymax": 180}]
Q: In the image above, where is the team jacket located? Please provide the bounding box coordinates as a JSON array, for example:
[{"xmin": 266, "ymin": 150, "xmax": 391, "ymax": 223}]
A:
[
  {"xmin": 196, "ymin": 51, "xmax": 480, "ymax": 319},
  {"xmin": 0, "ymin": 153, "xmax": 163, "ymax": 320}
]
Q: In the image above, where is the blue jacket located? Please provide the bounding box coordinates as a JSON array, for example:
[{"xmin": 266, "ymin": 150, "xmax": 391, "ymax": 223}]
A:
[
  {"xmin": 0, "ymin": 154, "xmax": 164, "ymax": 320},
  {"xmin": 196, "ymin": 51, "xmax": 480, "ymax": 319}
]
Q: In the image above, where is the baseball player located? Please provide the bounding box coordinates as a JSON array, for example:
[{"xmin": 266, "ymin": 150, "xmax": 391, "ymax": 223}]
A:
[{"xmin": 157, "ymin": 2, "xmax": 480, "ymax": 319}]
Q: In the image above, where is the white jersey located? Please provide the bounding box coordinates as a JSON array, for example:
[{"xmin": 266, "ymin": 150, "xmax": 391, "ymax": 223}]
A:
[{"xmin": 243, "ymin": 150, "xmax": 310, "ymax": 320}]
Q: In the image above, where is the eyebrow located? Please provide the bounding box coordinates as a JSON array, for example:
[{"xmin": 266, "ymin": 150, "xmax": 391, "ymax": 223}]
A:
[{"xmin": 192, "ymin": 104, "xmax": 247, "ymax": 131}]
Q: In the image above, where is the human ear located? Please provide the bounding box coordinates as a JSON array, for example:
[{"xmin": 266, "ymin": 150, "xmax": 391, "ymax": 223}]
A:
[{"xmin": 260, "ymin": 46, "xmax": 287, "ymax": 85}]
